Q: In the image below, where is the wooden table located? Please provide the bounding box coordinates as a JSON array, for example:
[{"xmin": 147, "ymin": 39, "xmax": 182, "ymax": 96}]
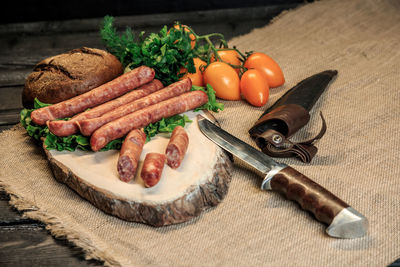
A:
[{"xmin": 1, "ymin": 3, "xmax": 399, "ymax": 266}]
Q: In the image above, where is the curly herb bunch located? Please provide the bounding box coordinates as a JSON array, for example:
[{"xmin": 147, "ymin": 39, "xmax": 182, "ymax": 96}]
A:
[
  {"xmin": 100, "ymin": 16, "xmax": 248, "ymax": 85},
  {"xmin": 101, "ymin": 16, "xmax": 197, "ymax": 85}
]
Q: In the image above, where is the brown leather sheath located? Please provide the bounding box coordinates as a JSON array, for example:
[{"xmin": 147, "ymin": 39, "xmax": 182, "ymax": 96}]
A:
[
  {"xmin": 252, "ymin": 104, "xmax": 311, "ymax": 137},
  {"xmin": 249, "ymin": 104, "xmax": 326, "ymax": 163}
]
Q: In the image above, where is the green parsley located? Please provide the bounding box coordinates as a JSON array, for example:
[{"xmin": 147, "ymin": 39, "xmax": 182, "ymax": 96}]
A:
[{"xmin": 101, "ymin": 16, "xmax": 196, "ymax": 85}]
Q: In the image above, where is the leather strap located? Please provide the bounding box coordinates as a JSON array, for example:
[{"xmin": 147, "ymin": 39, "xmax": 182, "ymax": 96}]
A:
[
  {"xmin": 255, "ymin": 113, "xmax": 327, "ymax": 163},
  {"xmin": 249, "ymin": 104, "xmax": 310, "ymax": 138}
]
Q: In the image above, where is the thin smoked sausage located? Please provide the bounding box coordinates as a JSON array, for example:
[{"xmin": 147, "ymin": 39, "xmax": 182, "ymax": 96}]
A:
[
  {"xmin": 165, "ymin": 126, "xmax": 189, "ymax": 169},
  {"xmin": 47, "ymin": 79, "xmax": 163, "ymax": 136},
  {"xmin": 140, "ymin": 153, "xmax": 166, "ymax": 188},
  {"xmin": 78, "ymin": 78, "xmax": 192, "ymax": 136},
  {"xmin": 31, "ymin": 66, "xmax": 155, "ymax": 125},
  {"xmin": 117, "ymin": 129, "xmax": 147, "ymax": 182},
  {"xmin": 90, "ymin": 90, "xmax": 208, "ymax": 151}
]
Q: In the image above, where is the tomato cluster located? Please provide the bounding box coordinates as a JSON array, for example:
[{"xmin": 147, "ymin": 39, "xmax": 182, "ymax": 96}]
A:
[
  {"xmin": 173, "ymin": 24, "xmax": 285, "ymax": 107},
  {"xmin": 182, "ymin": 51, "xmax": 284, "ymax": 107}
]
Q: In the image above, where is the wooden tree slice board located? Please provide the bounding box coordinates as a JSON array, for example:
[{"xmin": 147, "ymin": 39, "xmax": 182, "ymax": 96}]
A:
[{"xmin": 44, "ymin": 111, "xmax": 232, "ymax": 227}]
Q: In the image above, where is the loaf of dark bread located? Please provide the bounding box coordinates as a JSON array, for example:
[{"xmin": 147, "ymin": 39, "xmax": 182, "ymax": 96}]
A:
[{"xmin": 22, "ymin": 47, "xmax": 123, "ymax": 108}]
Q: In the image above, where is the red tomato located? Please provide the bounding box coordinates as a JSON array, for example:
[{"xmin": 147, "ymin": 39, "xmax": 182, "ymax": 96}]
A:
[
  {"xmin": 173, "ymin": 24, "xmax": 196, "ymax": 49},
  {"xmin": 180, "ymin": 58, "xmax": 206, "ymax": 86},
  {"xmin": 203, "ymin": 62, "xmax": 240, "ymax": 100},
  {"xmin": 240, "ymin": 69, "xmax": 269, "ymax": 107},
  {"xmin": 244, "ymin": 52, "xmax": 285, "ymax": 88},
  {"xmin": 211, "ymin": 50, "xmax": 241, "ymax": 74}
]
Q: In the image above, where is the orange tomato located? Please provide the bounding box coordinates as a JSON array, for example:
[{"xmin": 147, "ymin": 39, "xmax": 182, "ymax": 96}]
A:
[
  {"xmin": 211, "ymin": 50, "xmax": 241, "ymax": 74},
  {"xmin": 240, "ymin": 69, "xmax": 269, "ymax": 107},
  {"xmin": 244, "ymin": 52, "xmax": 285, "ymax": 88},
  {"xmin": 173, "ymin": 24, "xmax": 196, "ymax": 49},
  {"xmin": 203, "ymin": 62, "xmax": 240, "ymax": 100},
  {"xmin": 180, "ymin": 58, "xmax": 206, "ymax": 86}
]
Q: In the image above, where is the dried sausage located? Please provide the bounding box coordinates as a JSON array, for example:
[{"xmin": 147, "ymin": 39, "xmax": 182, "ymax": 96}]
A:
[
  {"xmin": 78, "ymin": 78, "xmax": 192, "ymax": 136},
  {"xmin": 78, "ymin": 78, "xmax": 191, "ymax": 136},
  {"xmin": 47, "ymin": 79, "xmax": 162, "ymax": 136},
  {"xmin": 31, "ymin": 66, "xmax": 155, "ymax": 125},
  {"xmin": 117, "ymin": 129, "xmax": 146, "ymax": 182},
  {"xmin": 32, "ymin": 66, "xmax": 154, "ymax": 125},
  {"xmin": 165, "ymin": 126, "xmax": 189, "ymax": 169},
  {"xmin": 90, "ymin": 90, "xmax": 208, "ymax": 151},
  {"xmin": 47, "ymin": 79, "xmax": 163, "ymax": 136},
  {"xmin": 140, "ymin": 153, "xmax": 166, "ymax": 188}
]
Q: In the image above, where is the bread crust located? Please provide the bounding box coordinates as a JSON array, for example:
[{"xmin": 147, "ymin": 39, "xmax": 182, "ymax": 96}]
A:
[{"xmin": 22, "ymin": 47, "xmax": 123, "ymax": 108}]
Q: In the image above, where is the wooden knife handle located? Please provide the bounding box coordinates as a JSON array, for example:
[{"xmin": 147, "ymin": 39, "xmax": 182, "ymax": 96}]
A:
[{"xmin": 269, "ymin": 166, "xmax": 349, "ymax": 225}]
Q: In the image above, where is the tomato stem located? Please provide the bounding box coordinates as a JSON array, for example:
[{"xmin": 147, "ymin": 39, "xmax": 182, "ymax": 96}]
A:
[{"xmin": 176, "ymin": 23, "xmax": 247, "ymax": 75}]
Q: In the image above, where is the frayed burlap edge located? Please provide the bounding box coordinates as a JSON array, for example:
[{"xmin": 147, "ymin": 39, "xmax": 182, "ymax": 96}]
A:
[{"xmin": 0, "ymin": 126, "xmax": 120, "ymax": 267}]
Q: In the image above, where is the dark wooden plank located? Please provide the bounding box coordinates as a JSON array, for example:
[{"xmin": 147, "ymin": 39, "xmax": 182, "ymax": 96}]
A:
[
  {"xmin": 390, "ymin": 259, "xmax": 400, "ymax": 267},
  {"xmin": 0, "ymin": 197, "xmax": 93, "ymax": 266},
  {"xmin": 0, "ymin": 124, "xmax": 16, "ymax": 132},
  {"xmin": 0, "ymin": 190, "xmax": 100, "ymax": 265},
  {"xmin": 0, "ymin": 4, "xmax": 296, "ymax": 35},
  {"xmin": 0, "ymin": 224, "xmax": 102, "ymax": 266},
  {"xmin": 0, "ymin": 87, "xmax": 22, "ymax": 125},
  {"xmin": 0, "ymin": 50, "xmax": 66, "ymax": 68},
  {"xmin": 0, "ymin": 190, "xmax": 10, "ymax": 200},
  {"xmin": 0, "ymin": 86, "xmax": 23, "ymax": 111},
  {"xmin": 1, "ymin": 0, "xmax": 304, "ymax": 23},
  {"xmin": 0, "ymin": 5, "xmax": 293, "ymax": 51},
  {"xmin": 0, "ymin": 109, "xmax": 21, "ymax": 125},
  {"xmin": 0, "ymin": 68, "xmax": 31, "ymax": 87},
  {"xmin": 0, "ymin": 32, "xmax": 103, "ymax": 58},
  {"xmin": 0, "ymin": 200, "xmax": 36, "ymax": 225},
  {"xmin": 0, "ymin": 0, "xmax": 304, "ymax": 23}
]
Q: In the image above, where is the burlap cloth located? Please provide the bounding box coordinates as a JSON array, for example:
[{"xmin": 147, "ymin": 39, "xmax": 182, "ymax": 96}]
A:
[{"xmin": 1, "ymin": 0, "xmax": 399, "ymax": 265}]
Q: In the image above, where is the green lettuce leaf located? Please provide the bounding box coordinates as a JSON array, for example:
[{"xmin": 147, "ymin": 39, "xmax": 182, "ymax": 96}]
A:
[
  {"xmin": 191, "ymin": 84, "xmax": 224, "ymax": 112},
  {"xmin": 20, "ymin": 98, "xmax": 123, "ymax": 152},
  {"xmin": 20, "ymin": 99, "xmax": 195, "ymax": 151},
  {"xmin": 143, "ymin": 114, "xmax": 192, "ymax": 142}
]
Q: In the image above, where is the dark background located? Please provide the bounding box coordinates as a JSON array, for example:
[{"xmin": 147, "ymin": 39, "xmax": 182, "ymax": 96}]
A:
[{"xmin": 1, "ymin": 0, "xmax": 305, "ymax": 23}]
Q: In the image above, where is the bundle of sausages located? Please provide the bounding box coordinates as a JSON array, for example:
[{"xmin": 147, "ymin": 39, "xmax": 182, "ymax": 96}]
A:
[
  {"xmin": 30, "ymin": 65, "xmax": 208, "ymax": 185},
  {"xmin": 119, "ymin": 126, "xmax": 189, "ymax": 187}
]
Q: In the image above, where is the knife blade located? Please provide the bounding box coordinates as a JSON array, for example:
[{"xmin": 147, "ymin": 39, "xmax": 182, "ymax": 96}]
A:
[{"xmin": 197, "ymin": 115, "xmax": 368, "ymax": 239}]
